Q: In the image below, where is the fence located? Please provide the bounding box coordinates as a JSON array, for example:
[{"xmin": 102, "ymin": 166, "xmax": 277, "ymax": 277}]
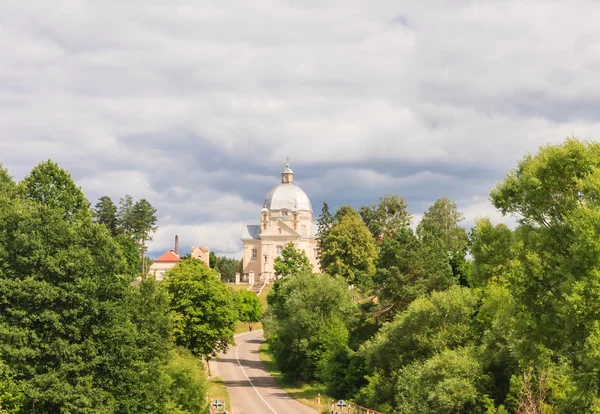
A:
[{"xmin": 327, "ymin": 400, "xmax": 383, "ymax": 414}]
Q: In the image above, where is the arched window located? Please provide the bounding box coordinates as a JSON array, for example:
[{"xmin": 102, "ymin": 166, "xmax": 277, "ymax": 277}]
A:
[{"xmin": 301, "ymin": 225, "xmax": 306, "ymax": 237}]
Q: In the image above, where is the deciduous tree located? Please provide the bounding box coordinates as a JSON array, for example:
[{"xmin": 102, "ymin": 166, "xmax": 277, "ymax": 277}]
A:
[
  {"xmin": 274, "ymin": 242, "xmax": 312, "ymax": 277},
  {"xmin": 162, "ymin": 259, "xmax": 237, "ymax": 362},
  {"xmin": 359, "ymin": 195, "xmax": 412, "ymax": 239},
  {"xmin": 320, "ymin": 206, "xmax": 377, "ymax": 290}
]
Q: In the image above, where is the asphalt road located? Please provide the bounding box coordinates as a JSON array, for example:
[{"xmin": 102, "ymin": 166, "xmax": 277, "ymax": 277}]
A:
[{"xmin": 218, "ymin": 330, "xmax": 317, "ymax": 414}]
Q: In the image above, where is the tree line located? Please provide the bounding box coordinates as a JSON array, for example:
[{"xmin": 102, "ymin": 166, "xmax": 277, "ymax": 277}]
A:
[
  {"xmin": 0, "ymin": 160, "xmax": 261, "ymax": 413},
  {"xmin": 263, "ymin": 138, "xmax": 600, "ymax": 413}
]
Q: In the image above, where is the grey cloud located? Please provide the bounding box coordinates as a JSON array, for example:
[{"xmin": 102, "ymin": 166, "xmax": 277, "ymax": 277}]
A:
[{"xmin": 2, "ymin": 0, "xmax": 599, "ymax": 256}]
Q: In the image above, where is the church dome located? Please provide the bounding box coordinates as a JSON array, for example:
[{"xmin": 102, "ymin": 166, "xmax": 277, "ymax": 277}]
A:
[
  {"xmin": 264, "ymin": 183, "xmax": 312, "ymax": 212},
  {"xmin": 263, "ymin": 161, "xmax": 312, "ymax": 212}
]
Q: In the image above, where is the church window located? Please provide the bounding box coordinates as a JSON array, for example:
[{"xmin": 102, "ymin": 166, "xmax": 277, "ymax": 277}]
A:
[
  {"xmin": 251, "ymin": 249, "xmax": 257, "ymax": 260},
  {"xmin": 278, "ymin": 228, "xmax": 282, "ymax": 234},
  {"xmin": 282, "ymin": 210, "xmax": 288, "ymax": 216},
  {"xmin": 301, "ymin": 225, "xmax": 307, "ymax": 237},
  {"xmin": 276, "ymin": 245, "xmax": 283, "ymax": 255}
]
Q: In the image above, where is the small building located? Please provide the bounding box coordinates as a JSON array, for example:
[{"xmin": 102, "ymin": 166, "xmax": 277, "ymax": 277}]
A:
[
  {"xmin": 148, "ymin": 250, "xmax": 181, "ymax": 281},
  {"xmin": 191, "ymin": 245, "xmax": 210, "ymax": 267}
]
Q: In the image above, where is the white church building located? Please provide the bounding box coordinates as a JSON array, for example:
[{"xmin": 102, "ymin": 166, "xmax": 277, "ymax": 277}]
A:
[{"xmin": 241, "ymin": 162, "xmax": 320, "ymax": 282}]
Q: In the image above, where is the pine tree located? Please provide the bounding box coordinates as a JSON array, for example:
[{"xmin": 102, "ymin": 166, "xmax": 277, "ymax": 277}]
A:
[{"xmin": 93, "ymin": 196, "xmax": 118, "ymax": 236}]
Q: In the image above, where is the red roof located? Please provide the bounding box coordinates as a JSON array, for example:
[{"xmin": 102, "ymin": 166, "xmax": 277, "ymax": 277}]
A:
[{"xmin": 154, "ymin": 250, "xmax": 182, "ymax": 263}]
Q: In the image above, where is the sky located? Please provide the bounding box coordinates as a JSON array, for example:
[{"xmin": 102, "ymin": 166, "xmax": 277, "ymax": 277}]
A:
[{"xmin": 2, "ymin": 0, "xmax": 599, "ymax": 257}]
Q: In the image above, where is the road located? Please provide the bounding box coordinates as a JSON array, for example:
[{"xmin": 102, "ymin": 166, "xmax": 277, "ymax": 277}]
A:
[{"xmin": 217, "ymin": 330, "xmax": 317, "ymax": 414}]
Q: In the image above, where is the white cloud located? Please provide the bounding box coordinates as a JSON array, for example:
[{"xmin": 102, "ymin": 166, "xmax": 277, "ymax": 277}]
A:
[{"xmin": 1, "ymin": 0, "xmax": 598, "ymax": 256}]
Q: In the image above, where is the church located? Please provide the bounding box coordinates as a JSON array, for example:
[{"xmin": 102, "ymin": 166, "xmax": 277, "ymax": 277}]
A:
[{"xmin": 241, "ymin": 162, "xmax": 320, "ymax": 282}]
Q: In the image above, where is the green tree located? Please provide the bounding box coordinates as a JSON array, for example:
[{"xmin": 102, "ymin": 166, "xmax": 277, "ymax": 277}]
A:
[
  {"xmin": 274, "ymin": 242, "xmax": 312, "ymax": 277},
  {"xmin": 358, "ymin": 195, "xmax": 412, "ymax": 238},
  {"xmin": 316, "ymin": 202, "xmax": 334, "ymax": 263},
  {"xmin": 375, "ymin": 228, "xmax": 454, "ymax": 315},
  {"xmin": 320, "ymin": 206, "xmax": 377, "ymax": 290},
  {"xmin": 213, "ymin": 255, "xmax": 241, "ymax": 282},
  {"xmin": 209, "ymin": 251, "xmax": 217, "ymax": 268},
  {"xmin": 488, "ymin": 138, "xmax": 600, "ymax": 410},
  {"xmin": 264, "ymin": 271, "xmax": 359, "ymax": 382},
  {"xmin": 131, "ymin": 198, "xmax": 158, "ymax": 277},
  {"xmin": 93, "ymin": 195, "xmax": 119, "ymax": 236},
  {"xmin": 469, "ymin": 218, "xmax": 514, "ymax": 288},
  {"xmin": 0, "ymin": 162, "xmax": 171, "ymax": 413},
  {"xmin": 163, "ymin": 347, "xmax": 209, "ymax": 414},
  {"xmin": 19, "ymin": 159, "xmax": 90, "ymax": 221},
  {"xmin": 233, "ymin": 290, "xmax": 263, "ymax": 323},
  {"xmin": 117, "ymin": 194, "xmax": 135, "ymax": 235},
  {"xmin": 0, "ymin": 360, "xmax": 24, "ymax": 414},
  {"xmin": 358, "ymin": 286, "xmax": 481, "ymax": 411},
  {"xmin": 417, "ymin": 197, "xmax": 468, "ymax": 256},
  {"xmin": 162, "ymin": 259, "xmax": 237, "ymax": 363}
]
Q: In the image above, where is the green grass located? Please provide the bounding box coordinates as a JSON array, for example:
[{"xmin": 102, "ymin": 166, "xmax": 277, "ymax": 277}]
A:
[
  {"xmin": 207, "ymin": 377, "xmax": 230, "ymax": 412},
  {"xmin": 227, "ymin": 283, "xmax": 251, "ymax": 292},
  {"xmin": 258, "ymin": 342, "xmax": 330, "ymax": 413},
  {"xmin": 234, "ymin": 283, "xmax": 274, "ymax": 334}
]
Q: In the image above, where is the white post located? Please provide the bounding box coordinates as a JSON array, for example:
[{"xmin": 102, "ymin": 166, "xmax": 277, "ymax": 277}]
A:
[
  {"xmin": 235, "ymin": 272, "xmax": 240, "ymax": 285},
  {"xmin": 249, "ymin": 271, "xmax": 255, "ymax": 286}
]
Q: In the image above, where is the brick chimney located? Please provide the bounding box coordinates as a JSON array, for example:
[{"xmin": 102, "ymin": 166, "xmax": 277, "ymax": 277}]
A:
[{"xmin": 174, "ymin": 235, "xmax": 179, "ymax": 255}]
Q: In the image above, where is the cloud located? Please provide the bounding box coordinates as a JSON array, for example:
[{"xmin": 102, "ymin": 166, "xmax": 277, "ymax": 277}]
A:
[{"xmin": 1, "ymin": 0, "xmax": 598, "ymax": 256}]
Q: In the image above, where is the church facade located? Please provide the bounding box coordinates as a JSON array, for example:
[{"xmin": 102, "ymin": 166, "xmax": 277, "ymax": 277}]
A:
[{"xmin": 241, "ymin": 162, "xmax": 320, "ymax": 281}]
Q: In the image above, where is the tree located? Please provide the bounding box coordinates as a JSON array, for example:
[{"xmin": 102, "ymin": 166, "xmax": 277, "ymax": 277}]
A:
[
  {"xmin": 117, "ymin": 194, "xmax": 135, "ymax": 236},
  {"xmin": 163, "ymin": 347, "xmax": 209, "ymax": 414},
  {"xmin": 320, "ymin": 206, "xmax": 377, "ymax": 290},
  {"xmin": 417, "ymin": 197, "xmax": 468, "ymax": 256},
  {"xmin": 374, "ymin": 228, "xmax": 455, "ymax": 315},
  {"xmin": 233, "ymin": 290, "xmax": 263, "ymax": 323},
  {"xmin": 469, "ymin": 218, "xmax": 514, "ymax": 288},
  {"xmin": 0, "ymin": 360, "xmax": 24, "ymax": 414},
  {"xmin": 358, "ymin": 195, "xmax": 412, "ymax": 239},
  {"xmin": 19, "ymin": 159, "xmax": 90, "ymax": 221},
  {"xmin": 316, "ymin": 202, "xmax": 335, "ymax": 264},
  {"xmin": 162, "ymin": 259, "xmax": 237, "ymax": 363},
  {"xmin": 213, "ymin": 255, "xmax": 241, "ymax": 282},
  {"xmin": 131, "ymin": 198, "xmax": 158, "ymax": 277},
  {"xmin": 93, "ymin": 195, "xmax": 118, "ymax": 236},
  {"xmin": 209, "ymin": 252, "xmax": 217, "ymax": 268},
  {"xmin": 263, "ymin": 271, "xmax": 359, "ymax": 382},
  {"xmin": 0, "ymin": 161, "xmax": 172, "ymax": 413},
  {"xmin": 358, "ymin": 286, "xmax": 482, "ymax": 412},
  {"xmin": 274, "ymin": 242, "xmax": 312, "ymax": 277}
]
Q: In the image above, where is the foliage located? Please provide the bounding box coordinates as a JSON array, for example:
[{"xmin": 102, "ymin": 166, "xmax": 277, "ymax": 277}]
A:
[
  {"xmin": 0, "ymin": 360, "xmax": 24, "ymax": 414},
  {"xmin": 131, "ymin": 198, "xmax": 158, "ymax": 244},
  {"xmin": 357, "ymin": 286, "xmax": 481, "ymax": 411},
  {"xmin": 0, "ymin": 161, "xmax": 172, "ymax": 413},
  {"xmin": 212, "ymin": 255, "xmax": 241, "ymax": 282},
  {"xmin": 163, "ymin": 347, "xmax": 209, "ymax": 414},
  {"xmin": 274, "ymin": 242, "xmax": 312, "ymax": 277},
  {"xmin": 209, "ymin": 251, "xmax": 217, "ymax": 268},
  {"xmin": 469, "ymin": 218, "xmax": 515, "ymax": 288},
  {"xmin": 233, "ymin": 290, "xmax": 263, "ymax": 323},
  {"xmin": 358, "ymin": 195, "xmax": 412, "ymax": 238},
  {"xmin": 93, "ymin": 195, "xmax": 119, "ymax": 236},
  {"xmin": 316, "ymin": 202, "xmax": 335, "ymax": 264},
  {"xmin": 117, "ymin": 194, "xmax": 135, "ymax": 236},
  {"xmin": 19, "ymin": 159, "xmax": 90, "ymax": 221},
  {"xmin": 417, "ymin": 197, "xmax": 468, "ymax": 256},
  {"xmin": 114, "ymin": 234, "xmax": 140, "ymax": 278},
  {"xmin": 375, "ymin": 228, "xmax": 455, "ymax": 315},
  {"xmin": 263, "ymin": 271, "xmax": 359, "ymax": 382},
  {"xmin": 162, "ymin": 259, "xmax": 237, "ymax": 359},
  {"xmin": 319, "ymin": 206, "xmax": 377, "ymax": 290}
]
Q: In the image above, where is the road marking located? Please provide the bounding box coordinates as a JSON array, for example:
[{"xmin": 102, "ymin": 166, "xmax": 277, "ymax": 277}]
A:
[{"xmin": 235, "ymin": 332, "xmax": 278, "ymax": 414}]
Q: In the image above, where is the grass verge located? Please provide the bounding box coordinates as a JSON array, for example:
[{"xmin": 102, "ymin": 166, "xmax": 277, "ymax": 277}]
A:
[
  {"xmin": 258, "ymin": 342, "xmax": 330, "ymax": 413},
  {"xmin": 207, "ymin": 376, "xmax": 230, "ymax": 412}
]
